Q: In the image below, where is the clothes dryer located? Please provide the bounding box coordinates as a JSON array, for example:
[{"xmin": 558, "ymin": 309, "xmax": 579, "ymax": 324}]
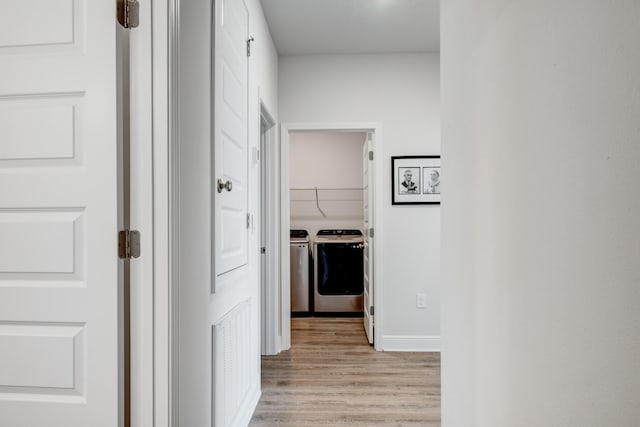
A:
[{"xmin": 313, "ymin": 230, "xmax": 364, "ymax": 313}]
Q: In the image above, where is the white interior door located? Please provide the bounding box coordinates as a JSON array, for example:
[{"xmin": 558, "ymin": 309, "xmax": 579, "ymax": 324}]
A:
[
  {"xmin": 211, "ymin": 0, "xmax": 253, "ymax": 423},
  {"xmin": 214, "ymin": 0, "xmax": 249, "ymax": 280},
  {"xmin": 363, "ymin": 133, "xmax": 375, "ymax": 344},
  {"xmin": 0, "ymin": 1, "xmax": 120, "ymax": 426}
]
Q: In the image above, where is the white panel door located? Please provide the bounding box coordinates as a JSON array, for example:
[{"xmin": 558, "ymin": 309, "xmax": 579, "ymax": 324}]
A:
[
  {"xmin": 0, "ymin": 1, "xmax": 120, "ymax": 426},
  {"xmin": 363, "ymin": 133, "xmax": 375, "ymax": 344},
  {"xmin": 214, "ymin": 0, "xmax": 249, "ymax": 279}
]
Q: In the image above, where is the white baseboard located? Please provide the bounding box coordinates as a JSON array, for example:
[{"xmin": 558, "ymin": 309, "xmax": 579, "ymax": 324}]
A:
[
  {"xmin": 382, "ymin": 335, "xmax": 441, "ymax": 352},
  {"xmin": 234, "ymin": 385, "xmax": 261, "ymax": 427}
]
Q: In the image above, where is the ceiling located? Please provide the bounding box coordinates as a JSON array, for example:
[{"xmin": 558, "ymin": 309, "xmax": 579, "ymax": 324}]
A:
[{"xmin": 259, "ymin": 0, "xmax": 440, "ymax": 56}]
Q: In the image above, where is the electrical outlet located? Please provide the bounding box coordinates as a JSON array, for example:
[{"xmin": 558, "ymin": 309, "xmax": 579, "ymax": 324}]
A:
[{"xmin": 416, "ymin": 293, "xmax": 427, "ymax": 309}]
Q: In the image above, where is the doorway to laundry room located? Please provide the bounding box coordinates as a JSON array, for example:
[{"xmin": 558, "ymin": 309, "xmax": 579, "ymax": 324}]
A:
[
  {"xmin": 281, "ymin": 126, "xmax": 381, "ymax": 349},
  {"xmin": 289, "ymin": 130, "xmax": 365, "ymax": 314}
]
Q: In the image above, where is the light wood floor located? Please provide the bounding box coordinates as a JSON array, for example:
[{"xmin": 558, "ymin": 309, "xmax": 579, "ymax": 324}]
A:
[{"xmin": 249, "ymin": 317, "xmax": 441, "ymax": 426}]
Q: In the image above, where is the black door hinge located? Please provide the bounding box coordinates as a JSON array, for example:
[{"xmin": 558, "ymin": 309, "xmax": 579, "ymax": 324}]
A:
[
  {"xmin": 247, "ymin": 36, "xmax": 255, "ymax": 56},
  {"xmin": 119, "ymin": 229, "xmax": 141, "ymax": 259},
  {"xmin": 118, "ymin": 0, "xmax": 140, "ymax": 29}
]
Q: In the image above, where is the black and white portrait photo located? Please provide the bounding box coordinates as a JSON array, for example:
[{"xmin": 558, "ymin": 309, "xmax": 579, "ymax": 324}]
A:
[
  {"xmin": 392, "ymin": 155, "xmax": 440, "ymax": 205},
  {"xmin": 399, "ymin": 167, "xmax": 420, "ymax": 194},
  {"xmin": 423, "ymin": 167, "xmax": 440, "ymax": 194}
]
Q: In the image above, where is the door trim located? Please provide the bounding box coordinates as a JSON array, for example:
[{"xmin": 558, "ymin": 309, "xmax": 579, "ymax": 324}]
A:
[
  {"xmin": 128, "ymin": 0, "xmax": 157, "ymax": 423},
  {"xmin": 147, "ymin": 0, "xmax": 176, "ymax": 425},
  {"xmin": 259, "ymin": 99, "xmax": 279, "ymax": 355},
  {"xmin": 279, "ymin": 122, "xmax": 384, "ymax": 351}
]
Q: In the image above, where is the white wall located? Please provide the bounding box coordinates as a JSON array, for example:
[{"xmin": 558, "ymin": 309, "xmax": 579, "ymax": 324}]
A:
[
  {"xmin": 290, "ymin": 132, "xmax": 364, "ymax": 189},
  {"xmin": 280, "ymin": 54, "xmax": 440, "ymax": 348},
  {"xmin": 290, "ymin": 131, "xmax": 366, "ymax": 241},
  {"xmin": 176, "ymin": 0, "xmax": 278, "ymax": 425},
  {"xmin": 441, "ymin": 1, "xmax": 640, "ymax": 426}
]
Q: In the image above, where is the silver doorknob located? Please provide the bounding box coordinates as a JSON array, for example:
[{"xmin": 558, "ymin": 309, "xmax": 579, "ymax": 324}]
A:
[{"xmin": 217, "ymin": 179, "xmax": 232, "ymax": 193}]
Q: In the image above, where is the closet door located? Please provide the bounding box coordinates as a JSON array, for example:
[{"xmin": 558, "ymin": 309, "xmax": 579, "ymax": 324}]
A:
[
  {"xmin": 0, "ymin": 1, "xmax": 120, "ymax": 425},
  {"xmin": 213, "ymin": 0, "xmax": 250, "ymax": 281}
]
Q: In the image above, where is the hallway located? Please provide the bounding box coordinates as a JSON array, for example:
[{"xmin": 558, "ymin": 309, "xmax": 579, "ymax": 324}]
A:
[{"xmin": 250, "ymin": 318, "xmax": 441, "ymax": 426}]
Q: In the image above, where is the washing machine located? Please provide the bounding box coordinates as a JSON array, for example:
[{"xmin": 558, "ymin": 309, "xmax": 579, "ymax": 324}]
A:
[
  {"xmin": 313, "ymin": 229, "xmax": 364, "ymax": 313},
  {"xmin": 290, "ymin": 230, "xmax": 311, "ymax": 315}
]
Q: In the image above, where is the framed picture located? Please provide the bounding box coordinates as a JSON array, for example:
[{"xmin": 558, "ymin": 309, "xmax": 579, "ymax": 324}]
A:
[{"xmin": 392, "ymin": 155, "xmax": 440, "ymax": 205}]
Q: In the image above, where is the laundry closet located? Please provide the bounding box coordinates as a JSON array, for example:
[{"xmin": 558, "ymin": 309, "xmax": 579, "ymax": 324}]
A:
[{"xmin": 289, "ymin": 131, "xmax": 368, "ymax": 318}]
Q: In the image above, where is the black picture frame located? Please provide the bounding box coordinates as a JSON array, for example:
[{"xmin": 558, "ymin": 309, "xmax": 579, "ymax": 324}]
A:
[{"xmin": 392, "ymin": 155, "xmax": 441, "ymax": 205}]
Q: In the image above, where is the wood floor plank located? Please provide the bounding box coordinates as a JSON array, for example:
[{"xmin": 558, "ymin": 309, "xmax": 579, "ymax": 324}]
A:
[{"xmin": 249, "ymin": 317, "xmax": 441, "ymax": 426}]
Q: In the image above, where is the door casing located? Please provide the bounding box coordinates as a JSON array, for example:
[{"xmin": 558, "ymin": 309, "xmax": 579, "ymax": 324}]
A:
[
  {"xmin": 259, "ymin": 101, "xmax": 279, "ymax": 356},
  {"xmin": 278, "ymin": 122, "xmax": 384, "ymax": 352}
]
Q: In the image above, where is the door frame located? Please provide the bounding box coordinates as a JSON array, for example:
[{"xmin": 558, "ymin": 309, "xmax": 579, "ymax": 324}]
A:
[
  {"xmin": 278, "ymin": 122, "xmax": 384, "ymax": 351},
  {"xmin": 143, "ymin": 0, "xmax": 173, "ymax": 425},
  {"xmin": 125, "ymin": 0, "xmax": 168, "ymax": 425},
  {"xmin": 259, "ymin": 100, "xmax": 280, "ymax": 355}
]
